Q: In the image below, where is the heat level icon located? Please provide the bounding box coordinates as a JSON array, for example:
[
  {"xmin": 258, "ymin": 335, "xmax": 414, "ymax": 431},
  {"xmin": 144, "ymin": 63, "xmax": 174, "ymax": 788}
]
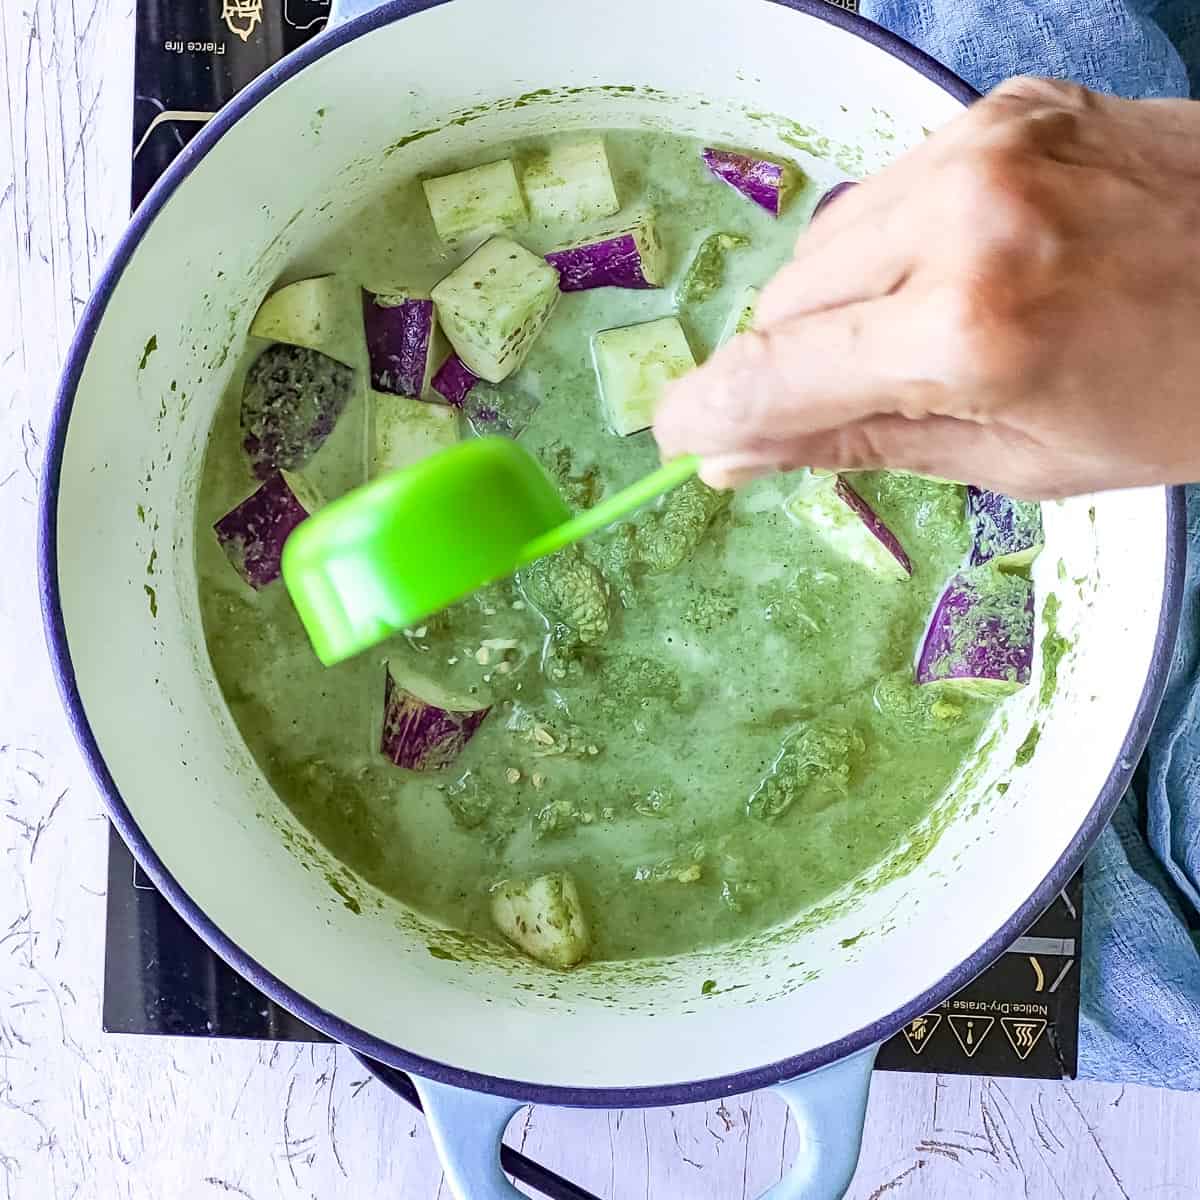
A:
[
  {"xmin": 947, "ymin": 1014, "xmax": 995, "ymax": 1057},
  {"xmin": 223, "ymin": 0, "xmax": 265, "ymax": 41},
  {"xmin": 1001, "ymin": 1017, "xmax": 1049, "ymax": 1060},
  {"xmin": 901, "ymin": 1013, "xmax": 943, "ymax": 1055}
]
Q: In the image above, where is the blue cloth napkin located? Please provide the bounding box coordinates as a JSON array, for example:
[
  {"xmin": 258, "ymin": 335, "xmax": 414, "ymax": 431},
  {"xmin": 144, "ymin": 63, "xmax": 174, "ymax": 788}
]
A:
[
  {"xmin": 858, "ymin": 0, "xmax": 1200, "ymax": 1087},
  {"xmin": 863, "ymin": 0, "xmax": 1192, "ymax": 99}
]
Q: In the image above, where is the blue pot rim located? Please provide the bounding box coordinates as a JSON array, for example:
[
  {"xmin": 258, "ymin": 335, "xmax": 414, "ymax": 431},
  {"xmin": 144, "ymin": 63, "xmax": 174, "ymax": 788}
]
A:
[{"xmin": 39, "ymin": 0, "xmax": 1187, "ymax": 1107}]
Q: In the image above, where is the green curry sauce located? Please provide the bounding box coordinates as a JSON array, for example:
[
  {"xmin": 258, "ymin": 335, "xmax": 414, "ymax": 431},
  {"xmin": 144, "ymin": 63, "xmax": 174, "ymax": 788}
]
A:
[{"xmin": 197, "ymin": 130, "xmax": 998, "ymax": 964}]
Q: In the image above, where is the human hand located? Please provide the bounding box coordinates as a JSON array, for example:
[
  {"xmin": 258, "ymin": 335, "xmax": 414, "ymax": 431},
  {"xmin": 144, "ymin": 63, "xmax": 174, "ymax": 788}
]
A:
[{"xmin": 654, "ymin": 77, "xmax": 1200, "ymax": 499}]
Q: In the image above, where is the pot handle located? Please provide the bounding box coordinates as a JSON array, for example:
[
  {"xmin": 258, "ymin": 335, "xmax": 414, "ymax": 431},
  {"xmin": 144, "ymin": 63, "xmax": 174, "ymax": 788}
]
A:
[
  {"xmin": 759, "ymin": 1047, "xmax": 876, "ymax": 1200},
  {"xmin": 325, "ymin": 0, "xmax": 390, "ymax": 28},
  {"xmin": 412, "ymin": 1076, "xmax": 525, "ymax": 1199},
  {"xmin": 412, "ymin": 1047, "xmax": 876, "ymax": 1200}
]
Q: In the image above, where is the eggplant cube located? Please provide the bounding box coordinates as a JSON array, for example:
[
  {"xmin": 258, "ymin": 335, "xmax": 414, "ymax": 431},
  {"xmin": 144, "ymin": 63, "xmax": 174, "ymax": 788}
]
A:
[
  {"xmin": 546, "ymin": 219, "xmax": 667, "ymax": 292},
  {"xmin": 431, "ymin": 237, "xmax": 560, "ymax": 383},
  {"xmin": 593, "ymin": 317, "xmax": 696, "ymax": 437},
  {"xmin": 461, "ymin": 385, "xmax": 540, "ymax": 440},
  {"xmin": 431, "ymin": 354, "xmax": 480, "ymax": 407},
  {"xmin": 812, "ymin": 180, "xmax": 857, "ymax": 221},
  {"xmin": 240, "ymin": 344, "xmax": 355, "ymax": 480},
  {"xmin": 249, "ymin": 275, "xmax": 360, "ymax": 367},
  {"xmin": 524, "ymin": 137, "xmax": 620, "ymax": 227},
  {"xmin": 967, "ymin": 486, "xmax": 1045, "ymax": 569},
  {"xmin": 491, "ymin": 872, "xmax": 590, "ymax": 969},
  {"xmin": 422, "ymin": 159, "xmax": 527, "ymax": 243},
  {"xmin": 917, "ymin": 567, "xmax": 1035, "ymax": 696},
  {"xmin": 362, "ymin": 291, "xmax": 437, "ymax": 399},
  {"xmin": 371, "ymin": 390, "xmax": 459, "ymax": 477},
  {"xmin": 701, "ymin": 148, "xmax": 792, "ymax": 216},
  {"xmin": 381, "ymin": 664, "xmax": 491, "ymax": 770},
  {"xmin": 213, "ymin": 471, "xmax": 322, "ymax": 590},
  {"xmin": 786, "ymin": 474, "xmax": 912, "ymax": 581}
]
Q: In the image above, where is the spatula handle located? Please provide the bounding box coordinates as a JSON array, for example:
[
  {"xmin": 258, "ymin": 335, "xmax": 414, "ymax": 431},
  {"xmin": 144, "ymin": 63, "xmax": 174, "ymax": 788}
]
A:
[{"xmin": 517, "ymin": 454, "xmax": 701, "ymax": 562}]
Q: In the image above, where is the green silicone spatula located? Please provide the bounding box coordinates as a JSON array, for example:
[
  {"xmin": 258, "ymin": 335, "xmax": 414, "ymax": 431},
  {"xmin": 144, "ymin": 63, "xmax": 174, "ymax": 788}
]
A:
[{"xmin": 281, "ymin": 437, "xmax": 700, "ymax": 666}]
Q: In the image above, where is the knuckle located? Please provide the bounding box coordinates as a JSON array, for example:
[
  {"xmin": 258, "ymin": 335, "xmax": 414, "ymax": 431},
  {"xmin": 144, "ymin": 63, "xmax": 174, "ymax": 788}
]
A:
[
  {"xmin": 946, "ymin": 151, "xmax": 1017, "ymax": 225},
  {"xmin": 946, "ymin": 151, "xmax": 1068, "ymax": 265},
  {"xmin": 976, "ymin": 78, "xmax": 1095, "ymax": 158},
  {"xmin": 992, "ymin": 75, "xmax": 1092, "ymax": 111}
]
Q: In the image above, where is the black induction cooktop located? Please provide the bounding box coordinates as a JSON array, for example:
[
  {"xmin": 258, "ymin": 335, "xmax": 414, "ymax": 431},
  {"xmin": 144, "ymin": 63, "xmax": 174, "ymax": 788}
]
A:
[{"xmin": 110, "ymin": 0, "xmax": 1079, "ymax": 1090}]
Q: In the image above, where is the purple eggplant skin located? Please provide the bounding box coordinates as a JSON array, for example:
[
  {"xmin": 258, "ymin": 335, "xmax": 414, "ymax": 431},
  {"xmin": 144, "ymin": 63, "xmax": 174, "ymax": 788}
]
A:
[
  {"xmin": 916, "ymin": 567, "xmax": 1035, "ymax": 695},
  {"xmin": 362, "ymin": 292, "xmax": 435, "ymax": 399},
  {"xmin": 701, "ymin": 148, "xmax": 787, "ymax": 216},
  {"xmin": 545, "ymin": 231, "xmax": 659, "ymax": 292},
  {"xmin": 811, "ymin": 180, "xmax": 857, "ymax": 220},
  {"xmin": 431, "ymin": 353, "xmax": 480, "ymax": 407},
  {"xmin": 241, "ymin": 344, "xmax": 355, "ymax": 480},
  {"xmin": 835, "ymin": 476, "xmax": 913, "ymax": 576},
  {"xmin": 380, "ymin": 666, "xmax": 491, "ymax": 770},
  {"xmin": 213, "ymin": 473, "xmax": 313, "ymax": 590},
  {"xmin": 967, "ymin": 486, "xmax": 1045, "ymax": 569}
]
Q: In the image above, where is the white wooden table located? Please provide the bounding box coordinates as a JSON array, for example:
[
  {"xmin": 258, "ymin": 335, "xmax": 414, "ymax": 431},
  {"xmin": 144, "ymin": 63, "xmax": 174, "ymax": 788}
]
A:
[{"xmin": 4, "ymin": 3, "xmax": 1200, "ymax": 1196}]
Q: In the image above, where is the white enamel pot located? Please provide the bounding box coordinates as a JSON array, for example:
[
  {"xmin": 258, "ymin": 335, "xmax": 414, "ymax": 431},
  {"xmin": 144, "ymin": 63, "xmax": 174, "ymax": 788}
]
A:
[{"xmin": 40, "ymin": 1, "xmax": 1185, "ymax": 1196}]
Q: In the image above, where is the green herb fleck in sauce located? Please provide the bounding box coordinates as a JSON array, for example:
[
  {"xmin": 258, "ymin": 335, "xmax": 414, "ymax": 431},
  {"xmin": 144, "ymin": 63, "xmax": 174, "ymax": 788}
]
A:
[
  {"xmin": 1040, "ymin": 593, "xmax": 1071, "ymax": 706},
  {"xmin": 1015, "ymin": 725, "xmax": 1041, "ymax": 767}
]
